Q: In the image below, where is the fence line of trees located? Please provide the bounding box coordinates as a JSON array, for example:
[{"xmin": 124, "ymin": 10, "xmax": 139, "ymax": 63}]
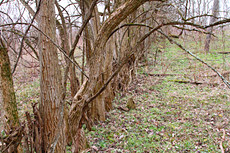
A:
[{"xmin": 0, "ymin": 0, "xmax": 230, "ymax": 152}]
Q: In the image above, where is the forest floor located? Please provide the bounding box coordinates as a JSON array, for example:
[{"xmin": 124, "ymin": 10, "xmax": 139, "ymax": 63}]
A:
[
  {"xmin": 84, "ymin": 40, "xmax": 230, "ymax": 152},
  {"xmin": 85, "ymin": 74, "xmax": 230, "ymax": 152},
  {"xmin": 10, "ymin": 38, "xmax": 230, "ymax": 152}
]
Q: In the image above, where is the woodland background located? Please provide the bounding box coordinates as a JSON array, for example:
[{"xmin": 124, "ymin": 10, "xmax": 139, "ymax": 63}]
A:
[{"xmin": 0, "ymin": 0, "xmax": 230, "ymax": 152}]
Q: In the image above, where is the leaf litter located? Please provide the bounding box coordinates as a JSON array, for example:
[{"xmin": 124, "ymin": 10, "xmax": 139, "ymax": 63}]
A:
[{"xmin": 86, "ymin": 74, "xmax": 230, "ymax": 152}]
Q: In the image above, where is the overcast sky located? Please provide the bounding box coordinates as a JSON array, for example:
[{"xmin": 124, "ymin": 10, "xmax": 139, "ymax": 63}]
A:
[{"xmin": 0, "ymin": 0, "xmax": 229, "ymax": 25}]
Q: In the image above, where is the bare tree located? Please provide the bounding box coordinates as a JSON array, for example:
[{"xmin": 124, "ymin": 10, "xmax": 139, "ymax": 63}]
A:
[
  {"xmin": 1, "ymin": 0, "xmax": 230, "ymax": 152},
  {"xmin": 69, "ymin": 0, "xmax": 166, "ymax": 152},
  {"xmin": 38, "ymin": 0, "xmax": 65, "ymax": 152},
  {"xmin": 204, "ymin": 0, "xmax": 219, "ymax": 52}
]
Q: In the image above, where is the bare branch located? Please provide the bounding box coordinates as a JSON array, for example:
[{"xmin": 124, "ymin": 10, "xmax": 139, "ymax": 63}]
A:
[
  {"xmin": 185, "ymin": 14, "xmax": 220, "ymax": 22},
  {"xmin": 205, "ymin": 18, "xmax": 230, "ymax": 28},
  {"xmin": 84, "ymin": 24, "xmax": 162, "ymax": 107},
  {"xmin": 1, "ymin": 22, "xmax": 89, "ymax": 78},
  {"xmin": 11, "ymin": 0, "xmax": 41, "ymax": 74},
  {"xmin": 69, "ymin": 0, "xmax": 98, "ymax": 57},
  {"xmin": 19, "ymin": 0, "xmax": 35, "ymax": 15},
  {"xmin": 2, "ymin": 29, "xmax": 39, "ymax": 60},
  {"xmin": 172, "ymin": 25, "xmax": 216, "ymax": 37}
]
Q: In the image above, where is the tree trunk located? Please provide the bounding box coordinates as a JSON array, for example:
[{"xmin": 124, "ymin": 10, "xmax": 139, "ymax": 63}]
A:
[
  {"xmin": 69, "ymin": 1, "xmax": 166, "ymax": 152},
  {"xmin": 88, "ymin": 0, "xmax": 150, "ymax": 121},
  {"xmin": 56, "ymin": 1, "xmax": 80, "ymax": 98},
  {"xmin": 20, "ymin": 0, "xmax": 80, "ymax": 98},
  {"xmin": 111, "ymin": 0, "xmax": 139, "ymax": 93},
  {"xmin": 204, "ymin": 0, "xmax": 219, "ymax": 53},
  {"xmin": 69, "ymin": 1, "xmax": 160, "ymax": 152},
  {"xmin": 0, "ymin": 37, "xmax": 22, "ymax": 152},
  {"xmin": 38, "ymin": 0, "xmax": 65, "ymax": 152},
  {"xmin": 104, "ymin": 37, "xmax": 115, "ymax": 111}
]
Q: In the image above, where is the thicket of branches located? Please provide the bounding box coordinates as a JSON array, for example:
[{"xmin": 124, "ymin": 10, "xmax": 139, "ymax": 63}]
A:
[{"xmin": 0, "ymin": 0, "xmax": 230, "ymax": 152}]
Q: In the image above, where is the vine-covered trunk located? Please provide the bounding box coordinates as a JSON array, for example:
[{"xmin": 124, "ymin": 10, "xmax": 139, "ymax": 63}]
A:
[
  {"xmin": 69, "ymin": 1, "xmax": 156, "ymax": 152},
  {"xmin": 88, "ymin": 0, "xmax": 150, "ymax": 122},
  {"xmin": 113, "ymin": 8, "xmax": 138, "ymax": 92}
]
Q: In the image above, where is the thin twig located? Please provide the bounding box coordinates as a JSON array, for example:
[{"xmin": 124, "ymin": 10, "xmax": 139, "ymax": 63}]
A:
[
  {"xmin": 11, "ymin": 0, "xmax": 41, "ymax": 74},
  {"xmin": 172, "ymin": 25, "xmax": 216, "ymax": 37},
  {"xmin": 220, "ymin": 129, "xmax": 226, "ymax": 153},
  {"xmin": 1, "ymin": 23, "xmax": 88, "ymax": 79},
  {"xmin": 69, "ymin": 0, "xmax": 98, "ymax": 58}
]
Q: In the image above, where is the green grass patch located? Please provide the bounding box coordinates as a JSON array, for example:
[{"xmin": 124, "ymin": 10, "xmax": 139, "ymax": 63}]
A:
[{"xmin": 86, "ymin": 39, "xmax": 230, "ymax": 152}]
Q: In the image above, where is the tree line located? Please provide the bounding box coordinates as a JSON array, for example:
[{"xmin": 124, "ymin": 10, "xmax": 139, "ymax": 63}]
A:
[{"xmin": 0, "ymin": 0, "xmax": 229, "ymax": 152}]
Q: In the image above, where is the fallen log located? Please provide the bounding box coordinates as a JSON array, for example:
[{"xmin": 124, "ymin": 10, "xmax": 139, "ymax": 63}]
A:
[
  {"xmin": 202, "ymin": 71, "xmax": 230, "ymax": 77},
  {"xmin": 146, "ymin": 71, "xmax": 230, "ymax": 78},
  {"xmin": 145, "ymin": 73, "xmax": 182, "ymax": 77},
  {"xmin": 170, "ymin": 80, "xmax": 219, "ymax": 86},
  {"xmin": 217, "ymin": 52, "xmax": 230, "ymax": 54}
]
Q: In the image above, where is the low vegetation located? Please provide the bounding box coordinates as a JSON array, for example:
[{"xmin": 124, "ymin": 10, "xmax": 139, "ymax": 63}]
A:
[
  {"xmin": 85, "ymin": 40, "xmax": 230, "ymax": 152},
  {"xmin": 7, "ymin": 37, "xmax": 230, "ymax": 152}
]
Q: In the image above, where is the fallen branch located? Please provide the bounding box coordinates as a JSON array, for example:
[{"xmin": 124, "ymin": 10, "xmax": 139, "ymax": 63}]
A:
[
  {"xmin": 1, "ymin": 124, "xmax": 24, "ymax": 152},
  {"xmin": 202, "ymin": 71, "xmax": 230, "ymax": 77},
  {"xmin": 220, "ymin": 129, "xmax": 226, "ymax": 153},
  {"xmin": 146, "ymin": 71, "xmax": 230, "ymax": 78},
  {"xmin": 218, "ymin": 51, "xmax": 230, "ymax": 54},
  {"xmin": 146, "ymin": 73, "xmax": 182, "ymax": 77},
  {"xmin": 170, "ymin": 80, "xmax": 219, "ymax": 86},
  {"xmin": 117, "ymin": 106, "xmax": 129, "ymax": 112}
]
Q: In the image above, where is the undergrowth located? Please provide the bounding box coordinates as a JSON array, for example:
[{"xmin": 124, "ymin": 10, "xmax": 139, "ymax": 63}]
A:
[
  {"xmin": 4, "ymin": 36, "xmax": 229, "ymax": 152},
  {"xmin": 85, "ymin": 76, "xmax": 230, "ymax": 152},
  {"xmin": 85, "ymin": 40, "xmax": 230, "ymax": 152}
]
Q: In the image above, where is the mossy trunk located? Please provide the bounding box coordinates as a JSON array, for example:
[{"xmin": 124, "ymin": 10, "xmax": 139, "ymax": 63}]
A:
[{"xmin": 0, "ymin": 37, "xmax": 21, "ymax": 152}]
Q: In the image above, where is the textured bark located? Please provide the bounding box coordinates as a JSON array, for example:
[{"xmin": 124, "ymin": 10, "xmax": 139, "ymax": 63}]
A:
[
  {"xmin": 88, "ymin": 0, "xmax": 150, "ymax": 121},
  {"xmin": 20, "ymin": 0, "xmax": 80, "ymax": 97},
  {"xmin": 56, "ymin": 1, "xmax": 80, "ymax": 98},
  {"xmin": 69, "ymin": 1, "xmax": 165, "ymax": 152},
  {"xmin": 104, "ymin": 37, "xmax": 115, "ymax": 111},
  {"xmin": 204, "ymin": 0, "xmax": 219, "ymax": 52},
  {"xmin": 69, "ymin": 0, "xmax": 160, "ymax": 140},
  {"xmin": 0, "ymin": 37, "xmax": 21, "ymax": 152},
  {"xmin": 58, "ymin": 23, "xmax": 79, "ymax": 97},
  {"xmin": 56, "ymin": 3, "xmax": 80, "ymax": 144},
  {"xmin": 69, "ymin": 80, "xmax": 89, "ymax": 152},
  {"xmin": 38, "ymin": 0, "xmax": 65, "ymax": 152},
  {"xmin": 56, "ymin": 19, "xmax": 76, "ymax": 146},
  {"xmin": 81, "ymin": 0, "xmax": 105, "ymax": 121},
  {"xmin": 114, "ymin": 5, "xmax": 139, "ymax": 92}
]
